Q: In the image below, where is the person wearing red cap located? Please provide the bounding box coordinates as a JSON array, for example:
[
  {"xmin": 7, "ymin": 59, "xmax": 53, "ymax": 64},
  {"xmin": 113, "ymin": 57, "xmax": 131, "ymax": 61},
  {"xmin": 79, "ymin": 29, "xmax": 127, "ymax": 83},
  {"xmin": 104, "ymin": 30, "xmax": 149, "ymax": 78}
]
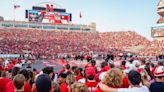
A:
[
  {"xmin": 150, "ymin": 66, "xmax": 164, "ymax": 92},
  {"xmin": 84, "ymin": 67, "xmax": 98, "ymax": 92}
]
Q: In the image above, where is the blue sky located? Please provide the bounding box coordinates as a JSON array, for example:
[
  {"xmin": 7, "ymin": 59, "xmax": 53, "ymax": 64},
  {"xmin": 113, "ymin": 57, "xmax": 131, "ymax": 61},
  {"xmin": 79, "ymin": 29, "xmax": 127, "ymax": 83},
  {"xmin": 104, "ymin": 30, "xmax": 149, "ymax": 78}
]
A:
[{"xmin": 0, "ymin": 0, "xmax": 160, "ymax": 39}]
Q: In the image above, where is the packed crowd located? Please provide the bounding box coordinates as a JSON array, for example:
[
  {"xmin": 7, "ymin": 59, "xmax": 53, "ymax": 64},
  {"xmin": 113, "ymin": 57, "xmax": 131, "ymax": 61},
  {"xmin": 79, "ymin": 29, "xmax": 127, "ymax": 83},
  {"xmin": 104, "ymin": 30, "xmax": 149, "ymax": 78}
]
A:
[
  {"xmin": 0, "ymin": 58, "xmax": 163, "ymax": 92},
  {"xmin": 138, "ymin": 40, "xmax": 164, "ymax": 56},
  {"xmin": 0, "ymin": 28, "xmax": 105, "ymax": 59},
  {"xmin": 0, "ymin": 28, "xmax": 164, "ymax": 58},
  {"xmin": 100, "ymin": 31, "xmax": 150, "ymax": 50},
  {"xmin": 0, "ymin": 28, "xmax": 164, "ymax": 92}
]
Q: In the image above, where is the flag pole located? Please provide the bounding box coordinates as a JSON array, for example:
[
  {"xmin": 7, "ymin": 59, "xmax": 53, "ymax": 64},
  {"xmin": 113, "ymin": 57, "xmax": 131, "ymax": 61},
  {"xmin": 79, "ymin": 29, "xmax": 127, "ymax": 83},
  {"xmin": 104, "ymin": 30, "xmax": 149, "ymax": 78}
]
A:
[
  {"xmin": 13, "ymin": 0, "xmax": 15, "ymax": 28},
  {"xmin": 14, "ymin": 6, "xmax": 15, "ymax": 21},
  {"xmin": 80, "ymin": 11, "xmax": 82, "ymax": 31}
]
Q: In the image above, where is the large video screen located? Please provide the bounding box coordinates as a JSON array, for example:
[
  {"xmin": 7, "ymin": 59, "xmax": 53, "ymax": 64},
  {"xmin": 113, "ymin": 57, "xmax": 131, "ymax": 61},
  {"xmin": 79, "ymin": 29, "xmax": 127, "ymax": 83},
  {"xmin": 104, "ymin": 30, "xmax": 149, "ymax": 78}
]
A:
[
  {"xmin": 151, "ymin": 28, "xmax": 164, "ymax": 37},
  {"xmin": 25, "ymin": 10, "xmax": 42, "ymax": 22},
  {"xmin": 25, "ymin": 4, "xmax": 72, "ymax": 24}
]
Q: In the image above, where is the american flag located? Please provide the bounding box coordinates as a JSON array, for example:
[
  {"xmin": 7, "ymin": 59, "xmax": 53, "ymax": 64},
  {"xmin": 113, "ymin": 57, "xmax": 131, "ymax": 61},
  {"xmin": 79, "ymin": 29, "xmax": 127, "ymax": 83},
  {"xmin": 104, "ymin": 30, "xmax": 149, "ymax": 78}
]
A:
[{"xmin": 14, "ymin": 5, "xmax": 20, "ymax": 9}]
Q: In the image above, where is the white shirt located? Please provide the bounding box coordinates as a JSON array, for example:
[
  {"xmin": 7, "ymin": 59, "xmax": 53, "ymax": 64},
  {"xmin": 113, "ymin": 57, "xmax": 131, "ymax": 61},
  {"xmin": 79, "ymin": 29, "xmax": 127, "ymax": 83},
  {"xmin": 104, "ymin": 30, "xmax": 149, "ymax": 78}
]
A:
[
  {"xmin": 125, "ymin": 63, "xmax": 137, "ymax": 73},
  {"xmin": 118, "ymin": 86, "xmax": 149, "ymax": 92},
  {"xmin": 139, "ymin": 65, "xmax": 145, "ymax": 69},
  {"xmin": 78, "ymin": 78, "xmax": 86, "ymax": 83},
  {"xmin": 15, "ymin": 63, "xmax": 22, "ymax": 68}
]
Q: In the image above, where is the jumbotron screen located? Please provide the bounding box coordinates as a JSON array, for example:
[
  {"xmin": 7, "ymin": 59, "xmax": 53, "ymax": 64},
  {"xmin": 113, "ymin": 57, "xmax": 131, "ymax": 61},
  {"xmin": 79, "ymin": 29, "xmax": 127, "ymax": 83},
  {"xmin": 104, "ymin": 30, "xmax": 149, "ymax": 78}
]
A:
[
  {"xmin": 151, "ymin": 28, "xmax": 164, "ymax": 37},
  {"xmin": 25, "ymin": 4, "xmax": 72, "ymax": 24}
]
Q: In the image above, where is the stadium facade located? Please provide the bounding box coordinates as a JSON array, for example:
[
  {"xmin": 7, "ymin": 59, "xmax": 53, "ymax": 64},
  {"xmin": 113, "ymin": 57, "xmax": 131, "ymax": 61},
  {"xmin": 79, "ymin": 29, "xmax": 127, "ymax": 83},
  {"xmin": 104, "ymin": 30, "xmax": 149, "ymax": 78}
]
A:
[
  {"xmin": 0, "ymin": 2, "xmax": 96, "ymax": 32},
  {"xmin": 0, "ymin": 21, "xmax": 96, "ymax": 32}
]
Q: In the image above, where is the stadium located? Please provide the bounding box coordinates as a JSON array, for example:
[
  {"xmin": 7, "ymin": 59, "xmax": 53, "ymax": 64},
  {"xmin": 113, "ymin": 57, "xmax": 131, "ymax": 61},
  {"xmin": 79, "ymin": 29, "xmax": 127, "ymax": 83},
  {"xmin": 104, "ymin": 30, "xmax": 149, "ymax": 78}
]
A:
[{"xmin": 0, "ymin": 0, "xmax": 163, "ymax": 92}]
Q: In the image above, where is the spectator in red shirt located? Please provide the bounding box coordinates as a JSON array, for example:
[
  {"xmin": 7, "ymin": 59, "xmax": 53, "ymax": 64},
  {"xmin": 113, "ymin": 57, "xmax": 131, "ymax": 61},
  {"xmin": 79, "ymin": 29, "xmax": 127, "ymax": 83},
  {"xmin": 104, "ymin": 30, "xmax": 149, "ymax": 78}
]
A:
[
  {"xmin": 96, "ymin": 68, "xmax": 126, "ymax": 92},
  {"xmin": 95, "ymin": 62, "xmax": 109, "ymax": 82},
  {"xmin": 85, "ymin": 67, "xmax": 98, "ymax": 92},
  {"xmin": 74, "ymin": 67, "xmax": 83, "ymax": 81},
  {"xmin": 19, "ymin": 69, "xmax": 31, "ymax": 92},
  {"xmin": 0, "ymin": 71, "xmax": 11, "ymax": 92},
  {"xmin": 5, "ymin": 67, "xmax": 20, "ymax": 92},
  {"xmin": 58, "ymin": 73, "xmax": 69, "ymax": 92},
  {"xmin": 64, "ymin": 64, "xmax": 72, "ymax": 75},
  {"xmin": 121, "ymin": 61, "xmax": 126, "ymax": 70},
  {"xmin": 13, "ymin": 74, "xmax": 26, "ymax": 92}
]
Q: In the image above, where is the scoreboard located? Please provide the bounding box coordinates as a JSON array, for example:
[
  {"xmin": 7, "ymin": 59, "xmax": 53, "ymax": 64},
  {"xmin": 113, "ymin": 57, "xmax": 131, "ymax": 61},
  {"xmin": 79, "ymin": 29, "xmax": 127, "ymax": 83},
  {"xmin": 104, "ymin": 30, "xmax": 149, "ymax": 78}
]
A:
[{"xmin": 25, "ymin": 4, "xmax": 72, "ymax": 24}]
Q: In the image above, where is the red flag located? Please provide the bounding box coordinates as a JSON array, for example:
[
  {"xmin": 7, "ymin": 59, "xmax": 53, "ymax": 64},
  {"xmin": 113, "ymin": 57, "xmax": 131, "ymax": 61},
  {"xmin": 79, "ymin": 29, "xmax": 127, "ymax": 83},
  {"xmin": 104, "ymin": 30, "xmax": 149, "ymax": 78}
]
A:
[
  {"xmin": 14, "ymin": 5, "xmax": 20, "ymax": 9},
  {"xmin": 80, "ymin": 12, "xmax": 82, "ymax": 18}
]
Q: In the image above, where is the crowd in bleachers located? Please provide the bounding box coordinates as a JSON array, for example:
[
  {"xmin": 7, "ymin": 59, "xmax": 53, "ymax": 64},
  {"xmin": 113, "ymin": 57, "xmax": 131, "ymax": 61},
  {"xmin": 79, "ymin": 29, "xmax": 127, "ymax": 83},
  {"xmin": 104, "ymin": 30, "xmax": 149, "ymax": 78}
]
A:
[
  {"xmin": 100, "ymin": 31, "xmax": 150, "ymax": 50},
  {"xmin": 0, "ymin": 28, "xmax": 163, "ymax": 92},
  {"xmin": 0, "ymin": 28, "xmax": 164, "ymax": 58},
  {"xmin": 0, "ymin": 28, "xmax": 105, "ymax": 59},
  {"xmin": 138, "ymin": 40, "xmax": 164, "ymax": 56}
]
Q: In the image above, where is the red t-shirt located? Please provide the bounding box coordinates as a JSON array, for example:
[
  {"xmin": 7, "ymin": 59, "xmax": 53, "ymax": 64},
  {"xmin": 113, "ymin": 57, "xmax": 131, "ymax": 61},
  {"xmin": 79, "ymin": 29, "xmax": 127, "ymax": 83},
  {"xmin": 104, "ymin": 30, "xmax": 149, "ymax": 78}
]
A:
[
  {"xmin": 85, "ymin": 81, "xmax": 98, "ymax": 92},
  {"xmin": 60, "ymin": 83, "xmax": 68, "ymax": 92},
  {"xmin": 5, "ymin": 80, "xmax": 31, "ymax": 92},
  {"xmin": 32, "ymin": 83, "xmax": 37, "ymax": 92},
  {"xmin": 5, "ymin": 81, "xmax": 14, "ymax": 92},
  {"xmin": 137, "ymin": 68, "xmax": 142, "ymax": 73},
  {"xmin": 76, "ymin": 74, "xmax": 83, "ymax": 81},
  {"xmin": 24, "ymin": 82, "xmax": 31, "ymax": 92},
  {"xmin": 95, "ymin": 69, "xmax": 105, "ymax": 82},
  {"xmin": 0, "ymin": 78, "xmax": 11, "ymax": 92},
  {"xmin": 121, "ymin": 77, "xmax": 129, "ymax": 88},
  {"xmin": 121, "ymin": 65, "xmax": 126, "ymax": 70},
  {"xmin": 95, "ymin": 88, "xmax": 103, "ymax": 92}
]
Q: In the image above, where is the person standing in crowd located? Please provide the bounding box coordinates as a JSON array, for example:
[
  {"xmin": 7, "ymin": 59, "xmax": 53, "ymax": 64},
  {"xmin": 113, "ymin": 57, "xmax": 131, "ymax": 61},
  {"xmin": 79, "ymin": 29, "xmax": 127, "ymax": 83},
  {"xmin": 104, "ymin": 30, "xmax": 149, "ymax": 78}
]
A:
[
  {"xmin": 58, "ymin": 73, "xmax": 68, "ymax": 92},
  {"xmin": 0, "ymin": 71, "xmax": 11, "ymax": 92},
  {"xmin": 74, "ymin": 67, "xmax": 83, "ymax": 81},
  {"xmin": 98, "ymin": 70, "xmax": 149, "ymax": 92},
  {"xmin": 36, "ymin": 74, "xmax": 52, "ymax": 92},
  {"xmin": 150, "ymin": 66, "xmax": 164, "ymax": 92},
  {"xmin": 13, "ymin": 74, "xmax": 26, "ymax": 92},
  {"xmin": 96, "ymin": 68, "xmax": 129, "ymax": 92},
  {"xmin": 51, "ymin": 81, "xmax": 61, "ymax": 92},
  {"xmin": 63, "ymin": 64, "xmax": 72, "ymax": 75},
  {"xmin": 5, "ymin": 67, "xmax": 21, "ymax": 92},
  {"xmin": 19, "ymin": 69, "xmax": 31, "ymax": 92},
  {"xmin": 95, "ymin": 61, "xmax": 109, "ymax": 82},
  {"xmin": 73, "ymin": 82, "xmax": 88, "ymax": 92},
  {"xmin": 84, "ymin": 66, "xmax": 98, "ymax": 92},
  {"xmin": 121, "ymin": 61, "xmax": 126, "ymax": 70},
  {"xmin": 42, "ymin": 66, "xmax": 54, "ymax": 80}
]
